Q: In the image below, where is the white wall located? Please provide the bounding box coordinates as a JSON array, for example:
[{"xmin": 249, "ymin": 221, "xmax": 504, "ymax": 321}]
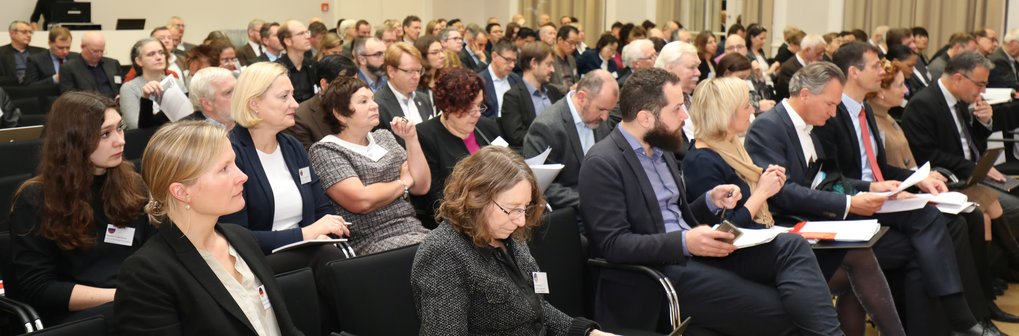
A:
[
  {"xmin": 770, "ymin": 0, "xmax": 843, "ymax": 50},
  {"xmin": 605, "ymin": 0, "xmax": 656, "ymax": 31}
]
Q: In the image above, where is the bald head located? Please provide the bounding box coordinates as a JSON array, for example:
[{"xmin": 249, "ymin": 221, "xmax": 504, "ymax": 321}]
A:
[
  {"xmin": 80, "ymin": 32, "xmax": 106, "ymax": 65},
  {"xmin": 573, "ymin": 69, "xmax": 619, "ymax": 126}
]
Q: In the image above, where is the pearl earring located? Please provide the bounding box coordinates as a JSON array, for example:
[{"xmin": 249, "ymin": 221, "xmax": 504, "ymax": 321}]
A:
[{"xmin": 185, "ymin": 204, "xmax": 191, "ymax": 210}]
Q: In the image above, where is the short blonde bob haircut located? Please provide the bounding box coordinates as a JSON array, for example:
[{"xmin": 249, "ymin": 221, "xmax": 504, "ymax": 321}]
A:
[
  {"xmin": 142, "ymin": 121, "xmax": 230, "ymax": 225},
  {"xmin": 231, "ymin": 62, "xmax": 289, "ymax": 128},
  {"xmin": 690, "ymin": 76, "xmax": 751, "ymax": 141},
  {"xmin": 437, "ymin": 146, "xmax": 546, "ymax": 247}
]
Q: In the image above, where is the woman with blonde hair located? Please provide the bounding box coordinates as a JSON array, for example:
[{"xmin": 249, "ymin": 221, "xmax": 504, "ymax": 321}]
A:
[
  {"xmin": 682, "ymin": 77, "xmax": 905, "ymax": 336},
  {"xmin": 412, "ymin": 146, "xmax": 614, "ymax": 336},
  {"xmin": 220, "ymin": 62, "xmax": 350, "ymax": 260},
  {"xmin": 114, "ymin": 121, "xmax": 302, "ymax": 335}
]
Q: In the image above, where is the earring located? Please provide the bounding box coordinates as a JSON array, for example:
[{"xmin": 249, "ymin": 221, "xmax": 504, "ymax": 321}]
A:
[{"xmin": 185, "ymin": 203, "xmax": 191, "ymax": 210}]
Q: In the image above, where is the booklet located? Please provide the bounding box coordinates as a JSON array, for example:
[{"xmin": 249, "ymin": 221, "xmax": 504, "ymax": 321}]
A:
[
  {"xmin": 271, "ymin": 238, "xmax": 347, "ymax": 254},
  {"xmin": 790, "ymin": 220, "xmax": 881, "ymax": 242}
]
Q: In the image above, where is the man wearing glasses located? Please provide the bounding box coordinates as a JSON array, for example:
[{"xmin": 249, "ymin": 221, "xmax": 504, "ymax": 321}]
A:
[
  {"xmin": 354, "ymin": 37, "xmax": 388, "ymax": 93},
  {"xmin": 376, "ymin": 42, "xmax": 434, "ymax": 129},
  {"xmin": 615, "ymin": 39, "xmax": 656, "ymax": 90},
  {"xmin": 479, "ymin": 40, "xmax": 520, "ymax": 118},
  {"xmin": 549, "ymin": 25, "xmax": 580, "ymax": 94},
  {"xmin": 276, "ymin": 20, "xmax": 317, "ymax": 103},
  {"xmin": 58, "ymin": 32, "xmax": 121, "ymax": 97},
  {"xmin": 0, "ymin": 21, "xmax": 46, "ymax": 84}
]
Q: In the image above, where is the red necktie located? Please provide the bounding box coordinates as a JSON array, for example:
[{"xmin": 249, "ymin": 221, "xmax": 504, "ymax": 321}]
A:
[{"xmin": 858, "ymin": 106, "xmax": 884, "ymax": 181}]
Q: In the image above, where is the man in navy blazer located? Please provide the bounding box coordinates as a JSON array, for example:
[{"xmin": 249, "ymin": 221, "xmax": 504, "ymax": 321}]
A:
[
  {"xmin": 746, "ymin": 61, "xmax": 993, "ymax": 335},
  {"xmin": 479, "ymin": 40, "xmax": 521, "ymax": 118},
  {"xmin": 580, "ymin": 68, "xmax": 841, "ymax": 335},
  {"xmin": 523, "ymin": 70, "xmax": 615, "ymax": 211}
]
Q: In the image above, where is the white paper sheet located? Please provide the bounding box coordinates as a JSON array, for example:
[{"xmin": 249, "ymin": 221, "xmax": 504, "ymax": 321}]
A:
[
  {"xmin": 525, "ymin": 147, "xmax": 552, "ymax": 165},
  {"xmin": 870, "ymin": 162, "xmax": 930, "ymax": 197},
  {"xmin": 156, "ymin": 76, "xmax": 194, "ymax": 122},
  {"xmin": 490, "ymin": 136, "xmax": 509, "ymax": 147},
  {"xmin": 876, "ymin": 197, "xmax": 929, "ymax": 213},
  {"xmin": 529, "ymin": 164, "xmax": 564, "ymax": 192}
]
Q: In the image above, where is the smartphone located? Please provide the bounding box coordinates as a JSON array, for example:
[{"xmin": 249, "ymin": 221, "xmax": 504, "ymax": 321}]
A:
[{"xmin": 715, "ymin": 220, "xmax": 742, "ymax": 244}]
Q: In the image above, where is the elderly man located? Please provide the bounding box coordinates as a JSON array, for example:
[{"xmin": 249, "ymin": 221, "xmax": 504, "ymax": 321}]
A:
[
  {"xmin": 654, "ymin": 42, "xmax": 701, "ymax": 144},
  {"xmin": 276, "ymin": 20, "xmax": 317, "ymax": 103},
  {"xmin": 989, "ymin": 28, "xmax": 1019, "ymax": 90},
  {"xmin": 354, "ymin": 37, "xmax": 388, "ymax": 93},
  {"xmin": 186, "ymin": 67, "xmax": 236, "ymax": 129},
  {"xmin": 58, "ymin": 32, "xmax": 121, "ymax": 97},
  {"xmin": 0, "ymin": 21, "xmax": 46, "ymax": 83},
  {"xmin": 775, "ymin": 34, "xmax": 827, "ymax": 100},
  {"xmin": 524, "ymin": 70, "xmax": 616, "ymax": 211},
  {"xmin": 24, "ymin": 26, "xmax": 75, "ymax": 86},
  {"xmin": 238, "ymin": 19, "xmax": 264, "ymax": 66},
  {"xmin": 167, "ymin": 16, "xmax": 196, "ymax": 52},
  {"xmin": 539, "ymin": 25, "xmax": 557, "ymax": 46}
]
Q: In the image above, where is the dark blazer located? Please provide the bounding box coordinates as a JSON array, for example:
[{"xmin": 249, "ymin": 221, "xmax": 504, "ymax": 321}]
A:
[
  {"xmin": 238, "ymin": 43, "xmax": 261, "ymax": 67},
  {"xmin": 24, "ymin": 51, "xmax": 78, "ymax": 86},
  {"xmin": 498, "ymin": 80, "xmax": 563, "ymax": 147},
  {"xmin": 414, "ymin": 117, "xmax": 501, "ymax": 227},
  {"xmin": 578, "ymin": 128, "xmax": 713, "ymax": 264},
  {"xmin": 478, "ymin": 67, "xmax": 521, "ymax": 119},
  {"xmin": 814, "ymin": 102, "xmax": 915, "ymax": 183},
  {"xmin": 220, "ymin": 126, "xmax": 337, "ymax": 254},
  {"xmin": 374, "ymin": 84, "xmax": 435, "ymax": 131},
  {"xmin": 901, "ymin": 81, "xmax": 994, "ymax": 179},
  {"xmin": 904, "ymin": 73, "xmax": 927, "ymax": 102},
  {"xmin": 576, "ymin": 49, "xmax": 617, "ymax": 77},
  {"xmin": 682, "ymin": 146, "xmax": 767, "ymax": 230},
  {"xmin": 58, "ymin": 57, "xmax": 122, "ymax": 97},
  {"xmin": 0, "ymin": 88, "xmax": 21, "ymax": 127},
  {"xmin": 114, "ymin": 222, "xmax": 303, "ymax": 336},
  {"xmin": 522, "ymin": 97, "xmax": 611, "ymax": 210},
  {"xmin": 0, "ymin": 44, "xmax": 46, "ymax": 81},
  {"xmin": 458, "ymin": 48, "xmax": 487, "ymax": 72},
  {"xmin": 773, "ymin": 56, "xmax": 804, "ymax": 100},
  {"xmin": 774, "ymin": 43, "xmax": 794, "ymax": 65},
  {"xmin": 988, "ymin": 47, "xmax": 1019, "ymax": 90},
  {"xmin": 287, "ymin": 94, "xmax": 332, "ymax": 151},
  {"xmin": 697, "ymin": 54, "xmax": 714, "ymax": 82},
  {"xmin": 744, "ymin": 103, "xmax": 849, "ymax": 220}
]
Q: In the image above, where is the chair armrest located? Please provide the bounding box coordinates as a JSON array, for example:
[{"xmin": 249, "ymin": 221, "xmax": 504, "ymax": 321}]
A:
[
  {"xmin": 587, "ymin": 258, "xmax": 681, "ymax": 330},
  {"xmin": 337, "ymin": 241, "xmax": 357, "ymax": 258},
  {"xmin": 0, "ymin": 295, "xmax": 36, "ymax": 333},
  {"xmin": 933, "ymin": 167, "xmax": 961, "ymax": 184}
]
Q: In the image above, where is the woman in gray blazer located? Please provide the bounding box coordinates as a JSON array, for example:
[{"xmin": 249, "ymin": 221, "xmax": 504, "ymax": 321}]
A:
[{"xmin": 411, "ymin": 146, "xmax": 612, "ymax": 336}]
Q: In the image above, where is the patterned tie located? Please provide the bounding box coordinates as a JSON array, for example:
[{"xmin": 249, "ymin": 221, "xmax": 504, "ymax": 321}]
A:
[
  {"xmin": 858, "ymin": 106, "xmax": 884, "ymax": 181},
  {"xmin": 954, "ymin": 101, "xmax": 981, "ymax": 162}
]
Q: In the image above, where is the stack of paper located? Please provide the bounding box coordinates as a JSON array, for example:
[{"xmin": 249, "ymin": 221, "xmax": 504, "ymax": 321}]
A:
[
  {"xmin": 917, "ymin": 192, "xmax": 977, "ymax": 214},
  {"xmin": 790, "ymin": 220, "xmax": 881, "ymax": 242}
]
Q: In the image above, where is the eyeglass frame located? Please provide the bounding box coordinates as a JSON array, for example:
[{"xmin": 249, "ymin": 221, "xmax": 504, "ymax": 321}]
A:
[{"xmin": 493, "ymin": 201, "xmax": 539, "ymax": 219}]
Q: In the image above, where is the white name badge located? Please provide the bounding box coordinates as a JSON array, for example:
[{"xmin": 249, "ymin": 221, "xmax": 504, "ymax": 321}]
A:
[
  {"xmin": 103, "ymin": 224, "xmax": 135, "ymax": 246},
  {"xmin": 299, "ymin": 167, "xmax": 312, "ymax": 185},
  {"xmin": 257, "ymin": 285, "xmax": 272, "ymax": 310},
  {"xmin": 113, "ymin": 75, "xmax": 123, "ymax": 84},
  {"xmin": 532, "ymin": 272, "xmax": 550, "ymax": 294}
]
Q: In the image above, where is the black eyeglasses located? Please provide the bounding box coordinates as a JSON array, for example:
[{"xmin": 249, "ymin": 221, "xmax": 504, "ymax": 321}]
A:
[{"xmin": 493, "ymin": 202, "xmax": 538, "ymax": 219}]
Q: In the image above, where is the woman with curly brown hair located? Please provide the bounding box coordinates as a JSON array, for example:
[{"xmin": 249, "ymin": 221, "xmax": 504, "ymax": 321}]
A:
[
  {"xmin": 10, "ymin": 91, "xmax": 152, "ymax": 327},
  {"xmin": 414, "ymin": 67, "xmax": 501, "ymax": 229},
  {"xmin": 411, "ymin": 146, "xmax": 614, "ymax": 336}
]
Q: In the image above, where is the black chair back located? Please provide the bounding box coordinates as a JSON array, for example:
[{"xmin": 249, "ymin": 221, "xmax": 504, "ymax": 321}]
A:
[
  {"xmin": 274, "ymin": 268, "xmax": 321, "ymax": 336},
  {"xmin": 528, "ymin": 207, "xmax": 587, "ymax": 318},
  {"xmin": 0, "ymin": 141, "xmax": 41, "ymax": 178},
  {"xmin": 26, "ymin": 315, "xmax": 105, "ymax": 335},
  {"xmin": 0, "ymin": 174, "xmax": 31, "ymax": 224},
  {"xmin": 123, "ymin": 127, "xmax": 157, "ymax": 161},
  {"xmin": 321, "ymin": 244, "xmax": 420, "ymax": 336}
]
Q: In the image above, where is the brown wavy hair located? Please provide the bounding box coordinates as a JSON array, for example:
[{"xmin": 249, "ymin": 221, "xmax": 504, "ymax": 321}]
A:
[
  {"xmin": 864, "ymin": 59, "xmax": 903, "ymax": 100},
  {"xmin": 437, "ymin": 146, "xmax": 546, "ymax": 247},
  {"xmin": 433, "ymin": 67, "xmax": 484, "ymax": 115},
  {"xmin": 15, "ymin": 92, "xmax": 146, "ymax": 251}
]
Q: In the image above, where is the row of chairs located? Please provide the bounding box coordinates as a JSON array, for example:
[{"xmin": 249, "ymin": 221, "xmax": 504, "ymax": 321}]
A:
[
  {"xmin": 3, "ymin": 85, "xmax": 61, "ymax": 127},
  {"xmin": 0, "ymin": 207, "xmax": 688, "ymax": 335}
]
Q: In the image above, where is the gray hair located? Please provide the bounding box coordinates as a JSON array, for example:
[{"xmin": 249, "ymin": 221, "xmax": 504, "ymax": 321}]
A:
[
  {"xmin": 800, "ymin": 34, "xmax": 826, "ymax": 50},
  {"xmin": 654, "ymin": 41, "xmax": 697, "ymax": 69},
  {"xmin": 8, "ymin": 20, "xmax": 29, "ymax": 31},
  {"xmin": 789, "ymin": 62, "xmax": 846, "ymax": 95},
  {"xmin": 576, "ymin": 70, "xmax": 618, "ymax": 97},
  {"xmin": 944, "ymin": 51, "xmax": 994, "ymax": 76},
  {"xmin": 189, "ymin": 67, "xmax": 235, "ymax": 108},
  {"xmin": 622, "ymin": 39, "xmax": 653, "ymax": 68},
  {"xmin": 352, "ymin": 37, "xmax": 380, "ymax": 57},
  {"xmin": 247, "ymin": 19, "xmax": 265, "ymax": 31},
  {"xmin": 440, "ymin": 28, "xmax": 460, "ymax": 41},
  {"xmin": 1004, "ymin": 28, "xmax": 1019, "ymax": 44}
]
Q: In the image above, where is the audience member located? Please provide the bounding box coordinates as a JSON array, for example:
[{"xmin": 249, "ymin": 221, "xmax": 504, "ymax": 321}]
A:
[
  {"xmin": 437, "ymin": 28, "xmax": 463, "ymax": 69},
  {"xmin": 870, "ymin": 25, "xmax": 890, "ymax": 56},
  {"xmin": 308, "ymin": 21, "xmax": 329, "ymax": 55},
  {"xmin": 415, "ymin": 67, "xmax": 501, "ymax": 229},
  {"xmin": 549, "ymin": 25, "xmax": 580, "ymax": 93},
  {"xmin": 289, "ymin": 55, "xmax": 356, "ymax": 149},
  {"xmin": 59, "ymin": 32, "xmax": 122, "ymax": 98},
  {"xmin": 238, "ymin": 19, "xmax": 265, "ymax": 66},
  {"xmin": 616, "ymin": 38, "xmax": 655, "ymax": 87},
  {"xmin": 415, "ymin": 35, "xmax": 446, "ymax": 95},
  {"xmin": 376, "ymin": 42, "xmax": 434, "ymax": 129},
  {"xmin": 23, "ymin": 26, "xmax": 74, "ymax": 86},
  {"xmin": 120, "ymin": 38, "xmax": 188, "ymax": 130},
  {"xmin": 256, "ymin": 22, "xmax": 282, "ymax": 63},
  {"xmin": 276, "ymin": 20, "xmax": 318, "ymax": 103},
  {"xmin": 220, "ymin": 62, "xmax": 349, "ymax": 255},
  {"xmin": 186, "ymin": 66, "xmax": 237, "ymax": 129},
  {"xmin": 479, "ymin": 40, "xmax": 520, "ymax": 118},
  {"xmin": 353, "ymin": 37, "xmax": 387, "ymax": 92},
  {"xmin": 716, "ymin": 52, "xmax": 775, "ymax": 113},
  {"xmin": 375, "ymin": 22, "xmax": 399, "ymax": 47},
  {"xmin": 577, "ymin": 33, "xmax": 618, "ymax": 77},
  {"xmin": 412, "ymin": 146, "xmax": 611, "ymax": 336},
  {"xmin": 774, "ymin": 34, "xmax": 826, "ymax": 100},
  {"xmin": 774, "ymin": 27, "xmax": 804, "ymax": 65},
  {"xmin": 523, "ymin": 70, "xmax": 616, "ymax": 211},
  {"xmin": 0, "ymin": 20, "xmax": 46, "ymax": 83},
  {"xmin": 115, "ymin": 121, "xmax": 302, "ymax": 335},
  {"xmin": 150, "ymin": 27, "xmax": 187, "ymax": 79},
  {"xmin": 927, "ymin": 33, "xmax": 978, "ymax": 80},
  {"xmin": 655, "ymin": 41, "xmax": 700, "ymax": 145},
  {"xmin": 459, "ymin": 26, "xmax": 488, "ymax": 72},
  {"xmin": 308, "ymin": 76, "xmax": 431, "ymax": 255},
  {"xmin": 539, "ymin": 25, "xmax": 557, "ymax": 46},
  {"xmin": 167, "ymin": 16, "xmax": 196, "ymax": 51},
  {"xmin": 403, "ymin": 16, "xmax": 422, "ymax": 43},
  {"xmin": 746, "ymin": 23, "xmax": 777, "ymax": 79},
  {"xmin": 988, "ymin": 28, "xmax": 1019, "ymax": 90},
  {"xmin": 10, "ymin": 92, "xmax": 151, "ymax": 330},
  {"xmin": 973, "ymin": 28, "xmax": 1000, "ymax": 57},
  {"xmin": 694, "ymin": 30, "xmax": 718, "ymax": 81},
  {"xmin": 499, "ymin": 41, "xmax": 563, "ymax": 147},
  {"xmin": 315, "ymin": 32, "xmax": 343, "ymax": 61}
]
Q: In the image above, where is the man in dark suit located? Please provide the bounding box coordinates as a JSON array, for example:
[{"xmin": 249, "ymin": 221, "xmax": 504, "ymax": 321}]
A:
[
  {"xmin": 988, "ymin": 32, "xmax": 1019, "ymax": 90},
  {"xmin": 255, "ymin": 23, "xmax": 282, "ymax": 63},
  {"xmin": 1, "ymin": 21, "xmax": 47, "ymax": 83},
  {"xmin": 821, "ymin": 42, "xmax": 1015, "ymax": 330},
  {"xmin": 499, "ymin": 42, "xmax": 563, "ymax": 148},
  {"xmin": 478, "ymin": 40, "xmax": 520, "ymax": 118},
  {"xmin": 238, "ymin": 19, "xmax": 265, "ymax": 67},
  {"xmin": 747, "ymin": 61, "xmax": 993, "ymax": 335},
  {"xmin": 289, "ymin": 55, "xmax": 356, "ymax": 149},
  {"xmin": 580, "ymin": 68, "xmax": 842, "ymax": 335},
  {"xmin": 774, "ymin": 34, "xmax": 826, "ymax": 100},
  {"xmin": 58, "ymin": 32, "xmax": 121, "ymax": 98},
  {"xmin": 276, "ymin": 20, "xmax": 317, "ymax": 103},
  {"xmin": 458, "ymin": 26, "xmax": 488, "ymax": 72},
  {"xmin": 375, "ymin": 42, "xmax": 434, "ymax": 130},
  {"xmin": 523, "ymin": 70, "xmax": 615, "ymax": 211},
  {"xmin": 167, "ymin": 16, "xmax": 196, "ymax": 53},
  {"xmin": 23, "ymin": 26, "xmax": 75, "ymax": 86}
]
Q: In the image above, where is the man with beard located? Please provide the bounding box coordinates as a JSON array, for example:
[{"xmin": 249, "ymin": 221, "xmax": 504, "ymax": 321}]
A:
[
  {"xmin": 276, "ymin": 20, "xmax": 317, "ymax": 103},
  {"xmin": 579, "ymin": 68, "xmax": 843, "ymax": 335},
  {"xmin": 354, "ymin": 37, "xmax": 388, "ymax": 93},
  {"xmin": 499, "ymin": 41, "xmax": 563, "ymax": 148}
]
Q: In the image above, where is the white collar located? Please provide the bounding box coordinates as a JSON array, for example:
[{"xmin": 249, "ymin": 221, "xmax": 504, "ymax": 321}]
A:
[
  {"xmin": 782, "ymin": 99, "xmax": 813, "ymax": 133},
  {"xmin": 487, "ymin": 65, "xmax": 507, "ymax": 82},
  {"xmin": 795, "ymin": 53, "xmax": 806, "ymax": 67},
  {"xmin": 388, "ymin": 81, "xmax": 415, "ymax": 102},
  {"xmin": 937, "ymin": 78, "xmax": 959, "ymax": 108},
  {"xmin": 319, "ymin": 133, "xmax": 389, "ymax": 161}
]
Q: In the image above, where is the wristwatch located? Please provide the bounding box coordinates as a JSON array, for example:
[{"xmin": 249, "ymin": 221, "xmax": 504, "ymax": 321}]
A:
[{"xmin": 398, "ymin": 179, "xmax": 410, "ymax": 200}]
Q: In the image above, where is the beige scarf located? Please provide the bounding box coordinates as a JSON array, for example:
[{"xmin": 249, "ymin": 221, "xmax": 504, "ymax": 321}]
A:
[{"xmin": 698, "ymin": 137, "xmax": 776, "ymax": 227}]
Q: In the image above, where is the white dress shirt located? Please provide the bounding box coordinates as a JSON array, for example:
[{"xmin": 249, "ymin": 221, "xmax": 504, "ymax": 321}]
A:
[
  {"xmin": 487, "ymin": 66, "xmax": 512, "ymax": 116},
  {"xmin": 388, "ymin": 82, "xmax": 423, "ymax": 124}
]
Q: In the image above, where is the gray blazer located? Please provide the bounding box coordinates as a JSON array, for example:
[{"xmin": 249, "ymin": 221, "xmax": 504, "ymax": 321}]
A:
[
  {"xmin": 411, "ymin": 224, "xmax": 595, "ymax": 336},
  {"xmin": 523, "ymin": 96, "xmax": 611, "ymax": 210},
  {"xmin": 374, "ymin": 84, "xmax": 434, "ymax": 131}
]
